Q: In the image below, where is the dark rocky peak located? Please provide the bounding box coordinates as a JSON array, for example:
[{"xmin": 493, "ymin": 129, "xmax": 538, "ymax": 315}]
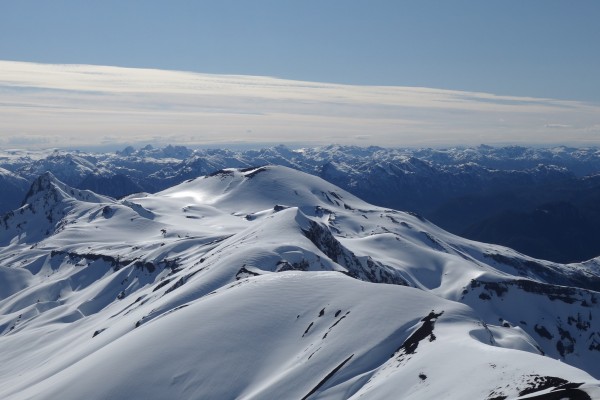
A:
[
  {"xmin": 22, "ymin": 171, "xmax": 111, "ymax": 208},
  {"xmin": 116, "ymin": 145, "xmax": 136, "ymax": 157},
  {"xmin": 22, "ymin": 171, "xmax": 62, "ymax": 204}
]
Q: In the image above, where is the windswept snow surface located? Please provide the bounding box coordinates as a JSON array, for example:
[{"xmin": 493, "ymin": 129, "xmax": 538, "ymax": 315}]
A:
[{"xmin": 1, "ymin": 166, "xmax": 599, "ymax": 399}]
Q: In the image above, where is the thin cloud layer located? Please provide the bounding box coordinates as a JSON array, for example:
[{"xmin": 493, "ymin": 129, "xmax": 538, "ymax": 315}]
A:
[{"xmin": 1, "ymin": 60, "xmax": 599, "ymax": 149}]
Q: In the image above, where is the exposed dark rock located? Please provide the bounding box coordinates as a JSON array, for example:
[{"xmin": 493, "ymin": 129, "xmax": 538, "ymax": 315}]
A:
[
  {"xmin": 483, "ymin": 253, "xmax": 600, "ymax": 291},
  {"xmin": 556, "ymin": 326, "xmax": 576, "ymax": 357},
  {"xmin": 517, "ymin": 387, "xmax": 591, "ymax": 400},
  {"xmin": 273, "ymin": 204, "xmax": 289, "ymax": 212},
  {"xmin": 301, "ymin": 220, "xmax": 408, "ymax": 286},
  {"xmin": 534, "ymin": 324, "xmax": 554, "ymax": 340},
  {"xmin": 301, "ymin": 354, "xmax": 354, "ymax": 400},
  {"xmin": 470, "ymin": 279, "xmax": 598, "ymax": 307},
  {"xmin": 235, "ymin": 266, "xmax": 260, "ymax": 280},
  {"xmin": 207, "ymin": 169, "xmax": 235, "ymax": 178},
  {"xmin": 276, "ymin": 259, "xmax": 309, "ymax": 272},
  {"xmin": 302, "ymin": 322, "xmax": 314, "ymax": 337},
  {"xmin": 92, "ymin": 328, "xmax": 106, "ymax": 338},
  {"xmin": 395, "ymin": 311, "xmax": 443, "ymax": 357},
  {"xmin": 152, "ymin": 279, "xmax": 173, "ymax": 292},
  {"xmin": 243, "ymin": 166, "xmax": 268, "ymax": 179}
]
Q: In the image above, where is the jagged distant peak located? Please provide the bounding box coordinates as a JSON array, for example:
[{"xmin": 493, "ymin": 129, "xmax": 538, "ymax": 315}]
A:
[
  {"xmin": 0, "ymin": 172, "xmax": 114, "ymax": 245},
  {"xmin": 22, "ymin": 171, "xmax": 62, "ymax": 202},
  {"xmin": 22, "ymin": 171, "xmax": 112, "ymax": 207},
  {"xmin": 115, "ymin": 143, "xmax": 194, "ymax": 159}
]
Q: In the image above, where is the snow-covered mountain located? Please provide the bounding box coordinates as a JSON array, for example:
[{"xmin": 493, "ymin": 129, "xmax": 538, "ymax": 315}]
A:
[
  {"xmin": 4, "ymin": 144, "xmax": 600, "ymax": 262},
  {"xmin": 1, "ymin": 166, "xmax": 599, "ymax": 399}
]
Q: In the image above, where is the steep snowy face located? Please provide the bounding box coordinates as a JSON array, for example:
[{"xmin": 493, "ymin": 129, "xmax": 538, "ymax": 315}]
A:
[
  {"xmin": 0, "ymin": 172, "xmax": 113, "ymax": 245},
  {"xmin": 21, "ymin": 171, "xmax": 112, "ymax": 206},
  {"xmin": 0, "ymin": 166, "xmax": 599, "ymax": 399}
]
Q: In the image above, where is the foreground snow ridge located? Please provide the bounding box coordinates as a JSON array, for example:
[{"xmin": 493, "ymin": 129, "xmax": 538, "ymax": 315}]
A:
[{"xmin": 0, "ymin": 165, "xmax": 599, "ymax": 400}]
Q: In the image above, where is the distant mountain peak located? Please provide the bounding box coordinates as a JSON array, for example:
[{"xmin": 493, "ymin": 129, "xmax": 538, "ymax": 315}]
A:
[
  {"xmin": 22, "ymin": 171, "xmax": 112, "ymax": 208},
  {"xmin": 21, "ymin": 171, "xmax": 64, "ymax": 206},
  {"xmin": 0, "ymin": 173, "xmax": 114, "ymax": 245}
]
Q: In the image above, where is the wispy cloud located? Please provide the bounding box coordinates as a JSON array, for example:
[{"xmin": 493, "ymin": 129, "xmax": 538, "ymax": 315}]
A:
[
  {"xmin": 1, "ymin": 60, "xmax": 599, "ymax": 149},
  {"xmin": 544, "ymin": 123, "xmax": 572, "ymax": 129}
]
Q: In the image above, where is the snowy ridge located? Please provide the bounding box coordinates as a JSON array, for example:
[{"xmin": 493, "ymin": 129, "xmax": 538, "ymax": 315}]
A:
[
  {"xmin": 1, "ymin": 172, "xmax": 112, "ymax": 246},
  {"xmin": 2, "ymin": 144, "xmax": 600, "ymax": 264},
  {"xmin": 0, "ymin": 166, "xmax": 599, "ymax": 399}
]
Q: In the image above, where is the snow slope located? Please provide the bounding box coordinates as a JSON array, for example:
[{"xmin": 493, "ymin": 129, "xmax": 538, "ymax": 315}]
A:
[
  {"xmin": 3, "ymin": 144, "xmax": 600, "ymax": 264},
  {"xmin": 0, "ymin": 166, "xmax": 599, "ymax": 399}
]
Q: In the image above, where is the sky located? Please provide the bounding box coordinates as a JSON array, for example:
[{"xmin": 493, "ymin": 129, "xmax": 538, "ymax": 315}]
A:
[{"xmin": 0, "ymin": 1, "xmax": 599, "ymax": 149}]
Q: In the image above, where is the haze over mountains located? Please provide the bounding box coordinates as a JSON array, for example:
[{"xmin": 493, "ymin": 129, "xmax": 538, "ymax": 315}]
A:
[
  {"xmin": 2, "ymin": 144, "xmax": 600, "ymax": 263},
  {"xmin": 0, "ymin": 165, "xmax": 599, "ymax": 399}
]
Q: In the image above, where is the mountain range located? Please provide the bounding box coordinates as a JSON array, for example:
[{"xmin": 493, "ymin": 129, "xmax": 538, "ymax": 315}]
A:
[
  {"xmin": 2, "ymin": 144, "xmax": 600, "ymax": 262},
  {"xmin": 0, "ymin": 166, "xmax": 599, "ymax": 399}
]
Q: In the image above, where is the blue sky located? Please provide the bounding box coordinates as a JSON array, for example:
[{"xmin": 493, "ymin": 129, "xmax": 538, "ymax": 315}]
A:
[
  {"xmin": 1, "ymin": 1, "xmax": 599, "ymax": 149},
  {"xmin": 1, "ymin": 0, "xmax": 599, "ymax": 103}
]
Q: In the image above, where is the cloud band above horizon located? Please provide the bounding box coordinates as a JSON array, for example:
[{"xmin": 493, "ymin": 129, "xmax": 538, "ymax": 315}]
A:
[{"xmin": 1, "ymin": 60, "xmax": 599, "ymax": 149}]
